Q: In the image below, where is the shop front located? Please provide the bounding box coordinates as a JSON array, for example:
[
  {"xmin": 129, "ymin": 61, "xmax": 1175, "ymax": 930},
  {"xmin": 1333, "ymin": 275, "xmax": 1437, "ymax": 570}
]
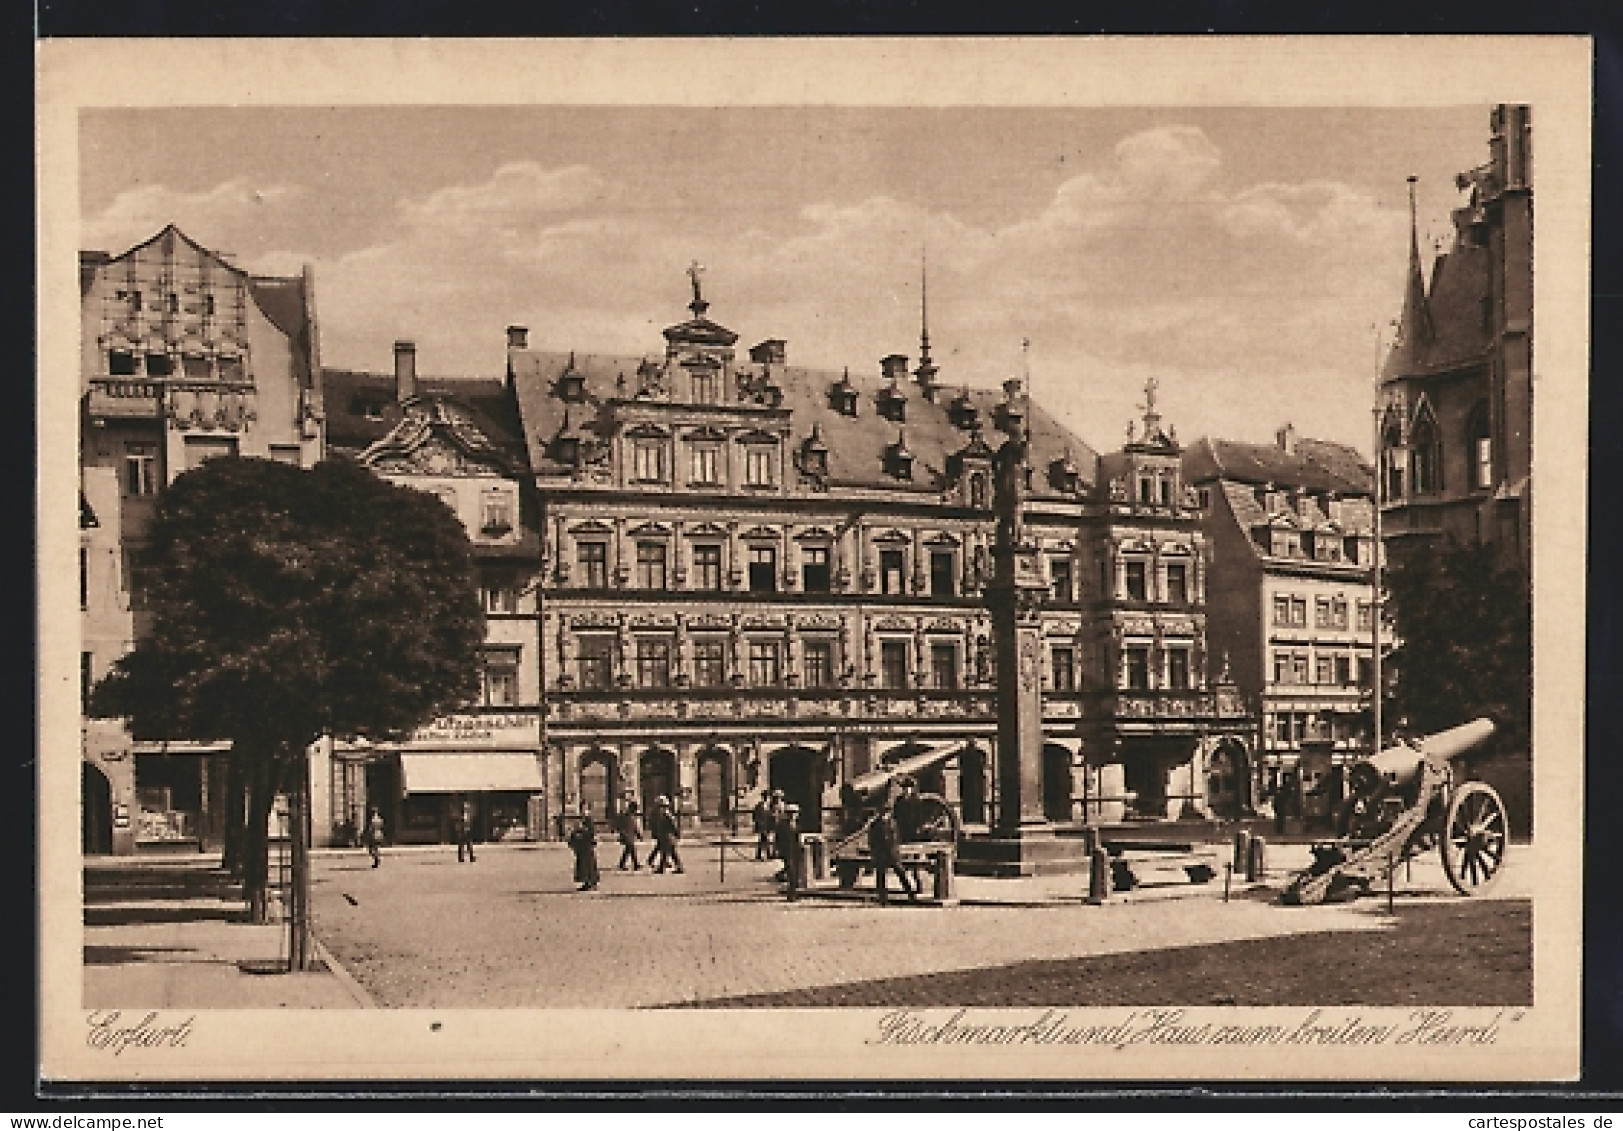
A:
[{"xmin": 372, "ymin": 712, "xmax": 544, "ymax": 846}]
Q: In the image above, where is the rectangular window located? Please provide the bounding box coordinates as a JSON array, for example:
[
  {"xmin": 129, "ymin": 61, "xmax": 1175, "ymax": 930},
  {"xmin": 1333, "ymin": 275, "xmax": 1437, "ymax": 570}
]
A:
[
  {"xmin": 803, "ymin": 641, "xmax": 834, "ymax": 689},
  {"xmin": 748, "ymin": 546, "xmax": 776, "ymax": 593},
  {"xmin": 748, "ymin": 640, "xmax": 781, "ymax": 687},
  {"xmin": 636, "ymin": 637, "xmax": 672, "ymax": 688},
  {"xmin": 1049, "ymin": 558, "xmax": 1073, "ymax": 604},
  {"xmin": 1344, "ymin": 536, "xmax": 1361, "ymax": 564},
  {"xmin": 881, "ymin": 642, "xmax": 910, "ymax": 689},
  {"xmin": 1357, "ymin": 656, "xmax": 1374, "ymax": 688},
  {"xmin": 880, "ymin": 549, "xmax": 906, "ymax": 595},
  {"xmin": 184, "ymin": 436, "xmax": 236, "ymax": 469},
  {"xmin": 123, "ymin": 549, "xmax": 150, "ymax": 611},
  {"xmin": 930, "ymin": 551, "xmax": 956, "ymax": 597},
  {"xmin": 124, "ymin": 443, "xmax": 158, "ymax": 496},
  {"xmin": 692, "ymin": 370, "xmax": 720, "ymax": 405},
  {"xmin": 744, "ymin": 446, "xmax": 775, "ymax": 487},
  {"xmin": 268, "ymin": 445, "xmax": 301, "ymax": 467},
  {"xmin": 1315, "ymin": 598, "xmax": 1332, "ymax": 629},
  {"xmin": 930, "ymin": 643, "xmax": 959, "ymax": 690},
  {"xmin": 1124, "ymin": 646, "xmax": 1151, "ymax": 690},
  {"xmin": 145, "ymin": 353, "xmax": 173, "ymax": 377},
  {"xmin": 636, "ymin": 542, "xmax": 668, "ymax": 590},
  {"xmin": 578, "ymin": 542, "xmax": 609, "ymax": 588},
  {"xmin": 577, "ymin": 636, "xmax": 614, "ymax": 689},
  {"xmin": 1356, "ymin": 601, "xmax": 1375, "ymax": 631},
  {"xmin": 690, "ymin": 444, "xmax": 720, "ymax": 485},
  {"xmin": 1167, "ymin": 648, "xmax": 1191, "ymax": 691},
  {"xmin": 482, "ymin": 653, "xmax": 519, "ymax": 706},
  {"xmin": 802, "ymin": 545, "xmax": 831, "ymax": 593},
  {"xmin": 692, "ymin": 544, "xmax": 723, "ymax": 591},
  {"xmin": 1274, "ymin": 713, "xmax": 1294, "ymax": 744},
  {"xmin": 1273, "ymin": 651, "xmax": 1290, "ymax": 684},
  {"xmin": 1292, "ymin": 654, "xmax": 1309, "ymax": 685},
  {"xmin": 1336, "ymin": 655, "xmax": 1353, "ymax": 685},
  {"xmin": 1290, "ymin": 598, "xmax": 1307, "ymax": 628},
  {"xmin": 1273, "ymin": 595, "xmax": 1292, "ymax": 626},
  {"xmin": 1165, "ymin": 562, "xmax": 1188, "ymax": 605},
  {"xmin": 480, "ymin": 491, "xmax": 514, "ymax": 534},
  {"xmin": 1332, "ymin": 598, "xmax": 1349, "ymax": 629},
  {"xmin": 1125, "ymin": 559, "xmax": 1147, "ymax": 602},
  {"xmin": 1315, "ymin": 656, "xmax": 1334, "ymax": 685},
  {"xmin": 1475, "ymin": 437, "xmax": 1494, "ymax": 489},
  {"xmin": 1051, "ymin": 646, "xmax": 1076, "ymax": 692},
  {"xmin": 632, "ymin": 441, "xmax": 666, "ymax": 483},
  {"xmin": 693, "ymin": 638, "xmax": 727, "ymax": 688},
  {"xmin": 481, "ymin": 584, "xmax": 518, "ymax": 614},
  {"xmin": 108, "ymin": 349, "xmax": 138, "ymax": 376}
]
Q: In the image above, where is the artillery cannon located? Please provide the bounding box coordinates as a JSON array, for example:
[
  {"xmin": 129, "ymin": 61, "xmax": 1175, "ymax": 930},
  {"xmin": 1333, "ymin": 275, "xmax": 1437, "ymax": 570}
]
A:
[
  {"xmin": 831, "ymin": 744, "xmax": 961, "ymax": 890},
  {"xmin": 1281, "ymin": 718, "xmax": 1509, "ymax": 905}
]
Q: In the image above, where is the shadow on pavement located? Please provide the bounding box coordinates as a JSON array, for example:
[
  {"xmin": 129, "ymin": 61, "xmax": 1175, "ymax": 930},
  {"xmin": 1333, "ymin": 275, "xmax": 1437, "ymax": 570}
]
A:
[
  {"xmin": 85, "ymin": 903, "xmax": 247, "ymax": 927},
  {"xmin": 84, "ymin": 944, "xmax": 201, "ymax": 966}
]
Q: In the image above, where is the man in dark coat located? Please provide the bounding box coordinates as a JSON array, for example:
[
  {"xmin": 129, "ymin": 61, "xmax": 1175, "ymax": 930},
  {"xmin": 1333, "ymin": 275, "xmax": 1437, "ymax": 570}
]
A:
[
  {"xmin": 616, "ymin": 800, "xmax": 643, "ymax": 870},
  {"xmin": 455, "ymin": 796, "xmax": 477, "ymax": 863},
  {"xmin": 568, "ymin": 806, "xmax": 600, "ymax": 891},
  {"xmin": 649, "ymin": 796, "xmax": 684, "ymax": 874},
  {"xmin": 363, "ymin": 808, "xmax": 385, "ymax": 868},
  {"xmin": 774, "ymin": 804, "xmax": 802, "ymax": 897},
  {"xmin": 891, "ymin": 776, "xmax": 924, "ymax": 843},
  {"xmin": 751, "ymin": 797, "xmax": 774, "ymax": 861},
  {"xmin": 867, "ymin": 799, "xmax": 918, "ymax": 904}
]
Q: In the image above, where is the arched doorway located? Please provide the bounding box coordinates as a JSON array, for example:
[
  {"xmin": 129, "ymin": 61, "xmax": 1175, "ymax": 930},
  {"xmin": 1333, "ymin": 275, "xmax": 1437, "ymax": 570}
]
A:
[
  {"xmin": 696, "ymin": 748, "xmax": 730, "ymax": 825},
  {"xmin": 1042, "ymin": 743, "xmax": 1074, "ymax": 823},
  {"xmin": 579, "ymin": 751, "xmax": 617, "ymax": 819},
  {"xmin": 83, "ymin": 763, "xmax": 113, "ymax": 855},
  {"xmin": 1206, "ymin": 739, "xmax": 1251, "ymax": 819},
  {"xmin": 957, "ymin": 743, "xmax": 988, "ymax": 826},
  {"xmin": 768, "ymin": 745, "xmax": 825, "ymax": 832},
  {"xmin": 639, "ymin": 748, "xmax": 677, "ymax": 814}
]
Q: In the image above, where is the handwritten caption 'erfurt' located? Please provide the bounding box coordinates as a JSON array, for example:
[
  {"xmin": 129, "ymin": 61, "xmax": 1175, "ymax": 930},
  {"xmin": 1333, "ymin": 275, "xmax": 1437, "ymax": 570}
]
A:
[
  {"xmin": 85, "ymin": 1011, "xmax": 196, "ymax": 1055},
  {"xmin": 868, "ymin": 1008, "xmax": 1526, "ymax": 1049}
]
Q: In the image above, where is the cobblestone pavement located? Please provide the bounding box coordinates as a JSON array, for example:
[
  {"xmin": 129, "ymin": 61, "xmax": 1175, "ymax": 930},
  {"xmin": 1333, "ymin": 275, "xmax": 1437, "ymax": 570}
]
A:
[{"xmin": 309, "ymin": 837, "xmax": 1534, "ymax": 1009}]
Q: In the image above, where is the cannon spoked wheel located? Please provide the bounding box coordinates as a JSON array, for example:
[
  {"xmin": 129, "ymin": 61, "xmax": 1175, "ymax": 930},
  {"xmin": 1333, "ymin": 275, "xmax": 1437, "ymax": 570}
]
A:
[
  {"xmin": 912, "ymin": 795, "xmax": 961, "ymax": 843},
  {"xmin": 1441, "ymin": 782, "xmax": 1509, "ymax": 896}
]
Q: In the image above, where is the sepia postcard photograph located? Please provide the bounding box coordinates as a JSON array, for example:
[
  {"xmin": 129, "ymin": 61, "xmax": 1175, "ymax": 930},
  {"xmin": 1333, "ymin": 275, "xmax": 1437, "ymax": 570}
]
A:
[{"xmin": 36, "ymin": 36, "xmax": 1591, "ymax": 1084}]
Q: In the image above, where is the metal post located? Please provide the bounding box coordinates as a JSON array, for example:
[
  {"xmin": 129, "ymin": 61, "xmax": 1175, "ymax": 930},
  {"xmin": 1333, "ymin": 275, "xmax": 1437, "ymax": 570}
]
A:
[
  {"xmin": 1223, "ymin": 862, "xmax": 1232, "ymax": 903},
  {"xmin": 1386, "ymin": 851, "xmax": 1395, "ymax": 914},
  {"xmin": 1371, "ymin": 323, "xmax": 1386, "ymax": 757}
]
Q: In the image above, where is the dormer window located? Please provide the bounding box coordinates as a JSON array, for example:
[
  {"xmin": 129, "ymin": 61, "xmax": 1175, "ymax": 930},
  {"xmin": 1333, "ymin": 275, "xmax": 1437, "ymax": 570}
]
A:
[
  {"xmin": 877, "ymin": 383, "xmax": 907, "ymax": 424},
  {"xmin": 949, "ymin": 390, "xmax": 979, "ymax": 430},
  {"xmin": 744, "ymin": 444, "xmax": 776, "ymax": 488},
  {"xmin": 1049, "ymin": 450, "xmax": 1081, "ymax": 495},
  {"xmin": 829, "ymin": 370, "xmax": 859, "ymax": 416},
  {"xmin": 885, "ymin": 429, "xmax": 914, "ymax": 481},
  {"xmin": 632, "ymin": 439, "xmax": 668, "ymax": 484},
  {"xmin": 558, "ymin": 355, "xmax": 587, "ymax": 403},
  {"xmin": 799, "ymin": 424, "xmax": 830, "ymax": 480},
  {"xmin": 692, "ymin": 367, "xmax": 720, "ymax": 405}
]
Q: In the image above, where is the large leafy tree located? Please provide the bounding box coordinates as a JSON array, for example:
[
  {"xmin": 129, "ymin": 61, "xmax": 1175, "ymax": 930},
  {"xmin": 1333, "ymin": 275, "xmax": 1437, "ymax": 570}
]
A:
[
  {"xmin": 1383, "ymin": 538, "xmax": 1531, "ymax": 755},
  {"xmin": 91, "ymin": 455, "xmax": 485, "ymax": 938}
]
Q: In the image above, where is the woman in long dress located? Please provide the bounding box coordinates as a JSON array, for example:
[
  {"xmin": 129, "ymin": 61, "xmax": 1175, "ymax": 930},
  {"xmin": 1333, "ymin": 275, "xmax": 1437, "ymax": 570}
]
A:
[{"xmin": 568, "ymin": 806, "xmax": 600, "ymax": 891}]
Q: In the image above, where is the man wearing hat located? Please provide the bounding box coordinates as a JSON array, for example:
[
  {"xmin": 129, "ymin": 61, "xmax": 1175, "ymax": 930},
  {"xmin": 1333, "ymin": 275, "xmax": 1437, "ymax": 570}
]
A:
[
  {"xmin": 774, "ymin": 803, "xmax": 802, "ymax": 897},
  {"xmin": 766, "ymin": 790, "xmax": 786, "ymax": 860},
  {"xmin": 648, "ymin": 795, "xmax": 684, "ymax": 874}
]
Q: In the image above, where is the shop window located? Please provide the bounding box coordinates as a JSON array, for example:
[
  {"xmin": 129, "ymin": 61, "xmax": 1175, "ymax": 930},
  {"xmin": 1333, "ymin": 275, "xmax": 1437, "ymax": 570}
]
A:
[
  {"xmin": 1125, "ymin": 559, "xmax": 1147, "ymax": 602},
  {"xmin": 1124, "ymin": 646, "xmax": 1151, "ymax": 691},
  {"xmin": 802, "ymin": 545, "xmax": 831, "ymax": 593},
  {"xmin": 744, "ymin": 446, "xmax": 775, "ymax": 487},
  {"xmin": 880, "ymin": 549, "xmax": 905, "ymax": 595},
  {"xmin": 1049, "ymin": 557, "xmax": 1073, "ymax": 604},
  {"xmin": 693, "ymin": 638, "xmax": 727, "ymax": 687},
  {"xmin": 1167, "ymin": 648, "xmax": 1191, "ymax": 691},
  {"xmin": 930, "ymin": 643, "xmax": 959, "ymax": 690},
  {"xmin": 636, "ymin": 542, "xmax": 668, "ymax": 590},
  {"xmin": 748, "ymin": 640, "xmax": 781, "ymax": 687},
  {"xmin": 577, "ymin": 542, "xmax": 608, "ymax": 589},
  {"xmin": 1051, "ymin": 646, "xmax": 1076, "ymax": 692},
  {"xmin": 124, "ymin": 442, "xmax": 158, "ymax": 497},
  {"xmin": 881, "ymin": 642, "xmax": 910, "ymax": 689},
  {"xmin": 803, "ymin": 641, "xmax": 834, "ymax": 689},
  {"xmin": 692, "ymin": 544, "xmax": 723, "ymax": 591},
  {"xmin": 576, "ymin": 636, "xmax": 614, "ymax": 689},
  {"xmin": 930, "ymin": 551, "xmax": 956, "ymax": 597},
  {"xmin": 748, "ymin": 546, "xmax": 776, "ymax": 593},
  {"xmin": 1165, "ymin": 561, "xmax": 1188, "ymax": 605},
  {"xmin": 636, "ymin": 637, "xmax": 672, "ymax": 688}
]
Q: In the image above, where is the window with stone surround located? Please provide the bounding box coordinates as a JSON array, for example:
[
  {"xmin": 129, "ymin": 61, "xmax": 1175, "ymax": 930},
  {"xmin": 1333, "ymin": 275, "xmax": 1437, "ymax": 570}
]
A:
[
  {"xmin": 930, "ymin": 643, "xmax": 959, "ymax": 690},
  {"xmin": 692, "ymin": 543, "xmax": 723, "ymax": 591},
  {"xmin": 693, "ymin": 637, "xmax": 727, "ymax": 687},
  {"xmin": 881, "ymin": 641, "xmax": 910, "ymax": 689},
  {"xmin": 577, "ymin": 542, "xmax": 608, "ymax": 589},
  {"xmin": 802, "ymin": 545, "xmax": 831, "ymax": 593},
  {"xmin": 744, "ymin": 445, "xmax": 775, "ymax": 487},
  {"xmin": 1051, "ymin": 646, "xmax": 1076, "ymax": 692},
  {"xmin": 748, "ymin": 640, "xmax": 781, "ymax": 687},
  {"xmin": 636, "ymin": 542, "xmax": 668, "ymax": 590},
  {"xmin": 803, "ymin": 641, "xmax": 834, "ymax": 688},
  {"xmin": 880, "ymin": 549, "xmax": 906, "ymax": 595},
  {"xmin": 1124, "ymin": 645, "xmax": 1151, "ymax": 690},
  {"xmin": 1165, "ymin": 561, "xmax": 1188, "ymax": 605},
  {"xmin": 576, "ymin": 636, "xmax": 614, "ymax": 689},
  {"xmin": 1166, "ymin": 647, "xmax": 1191, "ymax": 690},
  {"xmin": 748, "ymin": 545, "xmax": 777, "ymax": 593},
  {"xmin": 636, "ymin": 637, "xmax": 672, "ymax": 688},
  {"xmin": 1125, "ymin": 559, "xmax": 1148, "ymax": 602}
]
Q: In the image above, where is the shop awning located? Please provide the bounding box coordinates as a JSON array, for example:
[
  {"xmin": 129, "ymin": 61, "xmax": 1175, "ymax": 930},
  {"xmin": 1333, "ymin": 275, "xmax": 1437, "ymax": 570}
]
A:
[{"xmin": 399, "ymin": 753, "xmax": 543, "ymax": 794}]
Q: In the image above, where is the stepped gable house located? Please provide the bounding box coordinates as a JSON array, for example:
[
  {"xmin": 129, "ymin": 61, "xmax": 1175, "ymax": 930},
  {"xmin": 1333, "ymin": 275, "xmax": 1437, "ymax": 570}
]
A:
[{"xmin": 79, "ymin": 225, "xmax": 323, "ymax": 855}]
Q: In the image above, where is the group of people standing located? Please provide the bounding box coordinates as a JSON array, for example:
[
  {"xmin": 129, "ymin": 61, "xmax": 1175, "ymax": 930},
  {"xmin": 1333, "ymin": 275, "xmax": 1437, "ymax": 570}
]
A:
[{"xmin": 566, "ymin": 796, "xmax": 685, "ymax": 892}]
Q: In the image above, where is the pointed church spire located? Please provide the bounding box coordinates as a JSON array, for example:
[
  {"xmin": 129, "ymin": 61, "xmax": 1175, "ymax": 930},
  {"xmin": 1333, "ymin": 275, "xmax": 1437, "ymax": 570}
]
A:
[
  {"xmin": 1384, "ymin": 176, "xmax": 1433, "ymax": 380},
  {"xmin": 913, "ymin": 248, "xmax": 940, "ymax": 398}
]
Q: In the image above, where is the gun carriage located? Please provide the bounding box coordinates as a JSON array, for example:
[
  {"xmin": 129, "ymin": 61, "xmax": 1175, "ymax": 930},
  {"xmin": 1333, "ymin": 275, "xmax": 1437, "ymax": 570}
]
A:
[
  {"xmin": 830, "ymin": 745, "xmax": 960, "ymax": 890},
  {"xmin": 1281, "ymin": 718, "xmax": 1509, "ymax": 905}
]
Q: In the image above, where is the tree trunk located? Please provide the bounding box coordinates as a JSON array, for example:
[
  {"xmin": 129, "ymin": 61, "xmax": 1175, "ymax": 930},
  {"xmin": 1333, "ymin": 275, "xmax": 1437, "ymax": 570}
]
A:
[
  {"xmin": 241, "ymin": 754, "xmax": 280, "ymax": 923},
  {"xmin": 288, "ymin": 753, "xmax": 314, "ymax": 970},
  {"xmin": 222, "ymin": 752, "xmax": 246, "ymax": 878}
]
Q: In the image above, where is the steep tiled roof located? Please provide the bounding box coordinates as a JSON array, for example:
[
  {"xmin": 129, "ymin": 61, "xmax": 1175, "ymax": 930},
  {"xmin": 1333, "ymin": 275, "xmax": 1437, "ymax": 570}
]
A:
[
  {"xmin": 1182, "ymin": 436, "xmax": 1371, "ymax": 496},
  {"xmin": 247, "ymin": 275, "xmax": 314, "ymax": 388},
  {"xmin": 509, "ymin": 350, "xmax": 1098, "ymax": 499},
  {"xmin": 1382, "ymin": 240, "xmax": 1492, "ymax": 381},
  {"xmin": 323, "ymin": 369, "xmax": 525, "ymax": 463}
]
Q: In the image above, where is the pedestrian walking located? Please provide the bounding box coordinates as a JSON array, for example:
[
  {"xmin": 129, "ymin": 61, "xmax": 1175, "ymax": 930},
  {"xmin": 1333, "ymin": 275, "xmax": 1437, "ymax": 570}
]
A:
[
  {"xmin": 868, "ymin": 798, "xmax": 918, "ymax": 905},
  {"xmin": 648, "ymin": 796, "xmax": 684, "ymax": 874},
  {"xmin": 751, "ymin": 796, "xmax": 774, "ymax": 861},
  {"xmin": 364, "ymin": 808, "xmax": 385, "ymax": 868},
  {"xmin": 568, "ymin": 806, "xmax": 600, "ymax": 891},
  {"xmin": 455, "ymin": 796, "xmax": 477, "ymax": 863},
  {"xmin": 892, "ymin": 776, "xmax": 924, "ymax": 843},
  {"xmin": 774, "ymin": 804, "xmax": 802, "ymax": 896},
  {"xmin": 617, "ymin": 800, "xmax": 643, "ymax": 871}
]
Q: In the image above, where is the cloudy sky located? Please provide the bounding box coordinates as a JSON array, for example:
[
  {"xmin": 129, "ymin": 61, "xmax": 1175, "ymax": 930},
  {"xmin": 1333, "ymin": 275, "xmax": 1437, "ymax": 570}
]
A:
[{"xmin": 80, "ymin": 105, "xmax": 1491, "ymax": 456}]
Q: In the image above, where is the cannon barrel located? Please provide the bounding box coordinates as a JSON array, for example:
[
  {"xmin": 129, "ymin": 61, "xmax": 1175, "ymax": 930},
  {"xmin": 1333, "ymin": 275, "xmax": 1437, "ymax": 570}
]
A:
[
  {"xmin": 844, "ymin": 743, "xmax": 956, "ymax": 803},
  {"xmin": 1362, "ymin": 718, "xmax": 1496, "ymax": 788}
]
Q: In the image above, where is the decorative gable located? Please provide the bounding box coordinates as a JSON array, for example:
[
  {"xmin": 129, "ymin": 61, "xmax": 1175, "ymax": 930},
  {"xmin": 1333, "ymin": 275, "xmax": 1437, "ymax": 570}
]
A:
[{"xmin": 362, "ymin": 398, "xmax": 510, "ymax": 477}]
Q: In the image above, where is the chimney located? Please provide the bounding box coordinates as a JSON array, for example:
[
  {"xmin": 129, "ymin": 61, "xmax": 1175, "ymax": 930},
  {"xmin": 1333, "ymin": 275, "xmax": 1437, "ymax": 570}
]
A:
[
  {"xmin": 506, "ymin": 325, "xmax": 529, "ymax": 350},
  {"xmin": 1275, "ymin": 422, "xmax": 1296, "ymax": 455},
  {"xmin": 394, "ymin": 340, "xmax": 417, "ymax": 404},
  {"xmin": 881, "ymin": 354, "xmax": 910, "ymax": 383}
]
